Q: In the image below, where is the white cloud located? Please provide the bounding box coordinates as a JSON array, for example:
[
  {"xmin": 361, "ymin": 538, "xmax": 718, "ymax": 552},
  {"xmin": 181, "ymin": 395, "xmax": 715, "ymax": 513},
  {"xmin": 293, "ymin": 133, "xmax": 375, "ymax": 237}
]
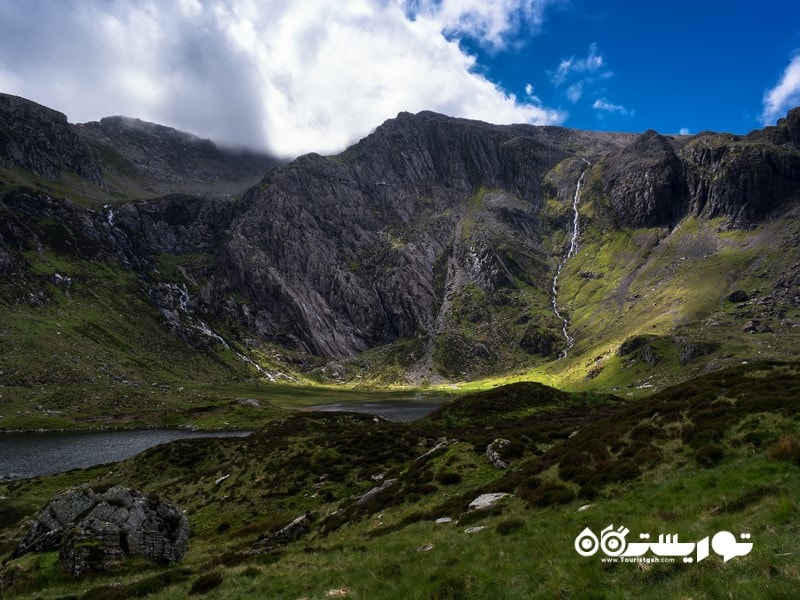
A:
[
  {"xmin": 551, "ymin": 42, "xmax": 613, "ymax": 104},
  {"xmin": 761, "ymin": 52, "xmax": 800, "ymax": 125},
  {"xmin": 412, "ymin": 0, "xmax": 557, "ymax": 50},
  {"xmin": 592, "ymin": 98, "xmax": 631, "ymax": 116},
  {"xmin": 567, "ymin": 83, "xmax": 584, "ymax": 103},
  {"xmin": 551, "ymin": 42, "xmax": 607, "ymax": 86},
  {"xmin": 679, "ymin": 127, "xmax": 690, "ymax": 136},
  {"xmin": 0, "ymin": 0, "xmax": 565, "ymax": 157}
]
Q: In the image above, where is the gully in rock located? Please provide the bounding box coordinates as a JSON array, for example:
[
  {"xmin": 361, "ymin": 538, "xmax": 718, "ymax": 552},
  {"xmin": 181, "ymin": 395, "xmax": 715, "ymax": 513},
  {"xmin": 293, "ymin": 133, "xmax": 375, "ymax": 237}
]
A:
[{"xmin": 551, "ymin": 159, "xmax": 590, "ymax": 359}]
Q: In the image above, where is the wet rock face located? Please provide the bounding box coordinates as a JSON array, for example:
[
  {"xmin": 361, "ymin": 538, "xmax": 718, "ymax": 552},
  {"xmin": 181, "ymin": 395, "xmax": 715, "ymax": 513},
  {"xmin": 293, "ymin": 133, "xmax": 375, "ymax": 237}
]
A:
[
  {"xmin": 9, "ymin": 485, "xmax": 189, "ymax": 577},
  {"xmin": 600, "ymin": 130, "xmax": 688, "ymax": 228}
]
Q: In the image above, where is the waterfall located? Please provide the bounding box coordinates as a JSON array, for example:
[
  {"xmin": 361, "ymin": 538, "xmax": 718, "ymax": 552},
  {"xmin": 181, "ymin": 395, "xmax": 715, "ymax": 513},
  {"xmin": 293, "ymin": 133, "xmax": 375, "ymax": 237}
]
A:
[
  {"xmin": 103, "ymin": 204, "xmax": 115, "ymax": 227},
  {"xmin": 178, "ymin": 284, "xmax": 190, "ymax": 313},
  {"xmin": 552, "ymin": 160, "xmax": 589, "ymax": 359},
  {"xmin": 194, "ymin": 320, "xmax": 275, "ymax": 381}
]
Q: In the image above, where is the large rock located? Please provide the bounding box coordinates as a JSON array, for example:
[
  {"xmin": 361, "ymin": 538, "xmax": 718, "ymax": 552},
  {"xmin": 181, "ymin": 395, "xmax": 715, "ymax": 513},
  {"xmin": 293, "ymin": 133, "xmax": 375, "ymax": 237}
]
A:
[
  {"xmin": 252, "ymin": 514, "xmax": 311, "ymax": 553},
  {"xmin": 0, "ymin": 93, "xmax": 102, "ymax": 183},
  {"xmin": 355, "ymin": 478, "xmax": 399, "ymax": 506},
  {"xmin": 8, "ymin": 485, "xmax": 189, "ymax": 576},
  {"xmin": 600, "ymin": 130, "xmax": 688, "ymax": 228}
]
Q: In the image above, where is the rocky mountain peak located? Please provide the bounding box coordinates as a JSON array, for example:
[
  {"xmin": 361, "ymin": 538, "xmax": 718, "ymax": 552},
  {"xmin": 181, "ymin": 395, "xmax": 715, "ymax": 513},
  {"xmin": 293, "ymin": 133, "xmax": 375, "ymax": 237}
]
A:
[
  {"xmin": 0, "ymin": 93, "xmax": 102, "ymax": 184},
  {"xmin": 76, "ymin": 116, "xmax": 281, "ymax": 196},
  {"xmin": 599, "ymin": 128, "xmax": 687, "ymax": 227}
]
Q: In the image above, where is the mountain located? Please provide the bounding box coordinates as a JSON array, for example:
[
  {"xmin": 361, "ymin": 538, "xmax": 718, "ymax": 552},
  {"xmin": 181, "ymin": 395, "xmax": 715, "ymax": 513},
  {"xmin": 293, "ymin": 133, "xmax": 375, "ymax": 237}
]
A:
[
  {"xmin": 1, "ymin": 93, "xmax": 800, "ymax": 426},
  {"xmin": 0, "ymin": 93, "xmax": 283, "ymax": 201}
]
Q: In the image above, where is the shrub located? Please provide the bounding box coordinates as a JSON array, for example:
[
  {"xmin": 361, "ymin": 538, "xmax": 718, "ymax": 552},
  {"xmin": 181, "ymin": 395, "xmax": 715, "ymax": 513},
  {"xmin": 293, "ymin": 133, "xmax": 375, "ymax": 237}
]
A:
[
  {"xmin": 436, "ymin": 471, "xmax": 462, "ymax": 485},
  {"xmin": 126, "ymin": 569, "xmax": 191, "ymax": 598},
  {"xmin": 189, "ymin": 571, "xmax": 223, "ymax": 595},
  {"xmin": 767, "ymin": 434, "xmax": 800, "ymax": 465},
  {"xmin": 496, "ymin": 519, "xmax": 525, "ymax": 535},
  {"xmin": 519, "ymin": 482, "xmax": 575, "ymax": 508},
  {"xmin": 80, "ymin": 586, "xmax": 127, "ymax": 600},
  {"xmin": 695, "ymin": 443, "xmax": 725, "ymax": 468}
]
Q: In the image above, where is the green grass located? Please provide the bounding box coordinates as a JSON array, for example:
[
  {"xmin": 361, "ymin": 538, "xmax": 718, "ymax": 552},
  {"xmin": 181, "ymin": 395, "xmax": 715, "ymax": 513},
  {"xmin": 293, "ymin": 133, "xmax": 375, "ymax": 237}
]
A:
[{"xmin": 2, "ymin": 364, "xmax": 799, "ymax": 598}]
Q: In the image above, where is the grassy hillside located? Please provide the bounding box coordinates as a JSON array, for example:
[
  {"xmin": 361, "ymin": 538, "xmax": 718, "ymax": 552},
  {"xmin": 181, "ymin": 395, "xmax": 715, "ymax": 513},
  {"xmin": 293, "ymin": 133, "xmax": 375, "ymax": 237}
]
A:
[{"xmin": 2, "ymin": 362, "xmax": 798, "ymax": 598}]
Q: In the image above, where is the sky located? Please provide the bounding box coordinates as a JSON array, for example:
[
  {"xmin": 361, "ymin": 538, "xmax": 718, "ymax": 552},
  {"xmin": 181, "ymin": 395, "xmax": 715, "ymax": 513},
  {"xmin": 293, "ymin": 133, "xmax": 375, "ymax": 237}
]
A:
[{"xmin": 1, "ymin": 0, "xmax": 799, "ymax": 158}]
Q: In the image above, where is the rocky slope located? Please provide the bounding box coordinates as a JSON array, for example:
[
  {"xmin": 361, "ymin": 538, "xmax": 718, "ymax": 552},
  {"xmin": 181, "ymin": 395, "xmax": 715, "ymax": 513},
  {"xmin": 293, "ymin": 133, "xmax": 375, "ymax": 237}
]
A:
[
  {"xmin": 0, "ymin": 93, "xmax": 281, "ymax": 201},
  {"xmin": 1, "ymin": 93, "xmax": 800, "ymax": 393}
]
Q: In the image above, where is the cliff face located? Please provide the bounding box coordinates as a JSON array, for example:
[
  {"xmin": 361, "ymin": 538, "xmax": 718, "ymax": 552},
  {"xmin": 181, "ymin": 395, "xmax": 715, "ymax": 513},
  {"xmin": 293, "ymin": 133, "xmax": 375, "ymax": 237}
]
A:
[
  {"xmin": 76, "ymin": 117, "xmax": 282, "ymax": 196},
  {"xmin": 2, "ymin": 93, "xmax": 800, "ymax": 380},
  {"xmin": 0, "ymin": 94, "xmax": 102, "ymax": 184},
  {"xmin": 221, "ymin": 113, "xmax": 583, "ymax": 356},
  {"xmin": 599, "ymin": 129, "xmax": 688, "ymax": 228},
  {"xmin": 592, "ymin": 111, "xmax": 800, "ymax": 227}
]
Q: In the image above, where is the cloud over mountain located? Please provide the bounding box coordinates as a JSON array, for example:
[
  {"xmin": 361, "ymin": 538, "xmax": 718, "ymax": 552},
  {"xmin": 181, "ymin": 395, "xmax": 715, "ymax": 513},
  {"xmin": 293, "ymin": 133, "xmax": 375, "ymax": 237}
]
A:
[{"xmin": 0, "ymin": 0, "xmax": 564, "ymax": 157}]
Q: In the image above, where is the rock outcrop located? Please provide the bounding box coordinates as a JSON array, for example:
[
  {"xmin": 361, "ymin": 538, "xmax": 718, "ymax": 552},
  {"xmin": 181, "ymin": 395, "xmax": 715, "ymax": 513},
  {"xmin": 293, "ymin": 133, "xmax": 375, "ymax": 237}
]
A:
[
  {"xmin": 600, "ymin": 129, "xmax": 688, "ymax": 227},
  {"xmin": 0, "ymin": 93, "xmax": 102, "ymax": 184},
  {"xmin": 252, "ymin": 514, "xmax": 311, "ymax": 552},
  {"xmin": 9, "ymin": 485, "xmax": 189, "ymax": 576},
  {"xmin": 486, "ymin": 438, "xmax": 511, "ymax": 469}
]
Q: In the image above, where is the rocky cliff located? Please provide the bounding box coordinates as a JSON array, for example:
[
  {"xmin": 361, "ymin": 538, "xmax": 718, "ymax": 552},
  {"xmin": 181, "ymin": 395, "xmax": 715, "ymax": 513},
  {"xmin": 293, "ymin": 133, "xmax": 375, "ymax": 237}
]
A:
[
  {"xmin": 1, "ymin": 93, "xmax": 799, "ymax": 386},
  {"xmin": 0, "ymin": 94, "xmax": 102, "ymax": 184}
]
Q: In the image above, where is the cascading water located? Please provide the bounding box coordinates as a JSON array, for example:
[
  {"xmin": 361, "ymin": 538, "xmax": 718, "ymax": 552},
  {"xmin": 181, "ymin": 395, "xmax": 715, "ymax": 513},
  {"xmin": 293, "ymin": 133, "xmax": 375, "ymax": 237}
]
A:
[
  {"xmin": 552, "ymin": 159, "xmax": 589, "ymax": 359},
  {"xmin": 177, "ymin": 284, "xmax": 190, "ymax": 313},
  {"xmin": 103, "ymin": 204, "xmax": 115, "ymax": 227}
]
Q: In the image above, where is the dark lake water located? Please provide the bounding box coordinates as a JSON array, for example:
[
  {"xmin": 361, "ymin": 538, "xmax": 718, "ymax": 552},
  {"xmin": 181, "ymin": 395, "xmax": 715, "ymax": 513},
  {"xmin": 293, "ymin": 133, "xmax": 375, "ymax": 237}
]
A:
[
  {"xmin": 0, "ymin": 429, "xmax": 251, "ymax": 481},
  {"xmin": 307, "ymin": 398, "xmax": 448, "ymax": 422},
  {"xmin": 0, "ymin": 399, "xmax": 450, "ymax": 481}
]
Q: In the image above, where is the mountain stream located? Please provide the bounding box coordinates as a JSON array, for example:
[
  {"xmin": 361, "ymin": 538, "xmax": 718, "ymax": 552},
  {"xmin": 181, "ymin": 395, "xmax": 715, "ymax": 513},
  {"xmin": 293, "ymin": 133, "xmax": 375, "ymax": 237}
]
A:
[{"xmin": 551, "ymin": 160, "xmax": 589, "ymax": 359}]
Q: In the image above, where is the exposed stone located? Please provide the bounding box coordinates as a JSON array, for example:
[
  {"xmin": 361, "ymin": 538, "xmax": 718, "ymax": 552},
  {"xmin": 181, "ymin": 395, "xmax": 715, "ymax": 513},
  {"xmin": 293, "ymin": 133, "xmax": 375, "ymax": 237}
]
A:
[
  {"xmin": 485, "ymin": 438, "xmax": 511, "ymax": 469},
  {"xmin": 8, "ymin": 485, "xmax": 189, "ymax": 577},
  {"xmin": 464, "ymin": 526, "xmax": 487, "ymax": 534},
  {"xmin": 618, "ymin": 335, "xmax": 661, "ymax": 367},
  {"xmin": 679, "ymin": 341, "xmax": 719, "ymax": 365},
  {"xmin": 742, "ymin": 319, "xmax": 762, "ymax": 333},
  {"xmin": 8, "ymin": 485, "xmax": 97, "ymax": 558},
  {"xmin": 253, "ymin": 514, "xmax": 311, "ymax": 552},
  {"xmin": 435, "ymin": 517, "xmax": 453, "ymax": 524},
  {"xmin": 236, "ymin": 398, "xmax": 261, "ymax": 408},
  {"xmin": 600, "ymin": 130, "xmax": 688, "ymax": 228},
  {"xmin": 355, "ymin": 478, "xmax": 398, "ymax": 506},
  {"xmin": 468, "ymin": 493, "xmax": 509, "ymax": 511}
]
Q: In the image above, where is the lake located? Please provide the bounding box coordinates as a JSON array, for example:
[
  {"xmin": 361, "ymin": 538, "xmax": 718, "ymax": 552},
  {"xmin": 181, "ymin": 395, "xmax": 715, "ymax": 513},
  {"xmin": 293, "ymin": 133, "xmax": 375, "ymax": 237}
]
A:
[
  {"xmin": 307, "ymin": 397, "xmax": 448, "ymax": 422},
  {"xmin": 0, "ymin": 398, "xmax": 449, "ymax": 481},
  {"xmin": 0, "ymin": 429, "xmax": 251, "ymax": 481}
]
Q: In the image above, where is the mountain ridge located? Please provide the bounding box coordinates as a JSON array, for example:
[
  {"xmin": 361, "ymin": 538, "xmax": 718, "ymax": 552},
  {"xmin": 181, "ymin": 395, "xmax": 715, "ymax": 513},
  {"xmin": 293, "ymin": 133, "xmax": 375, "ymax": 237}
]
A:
[{"xmin": 1, "ymin": 92, "xmax": 800, "ymax": 416}]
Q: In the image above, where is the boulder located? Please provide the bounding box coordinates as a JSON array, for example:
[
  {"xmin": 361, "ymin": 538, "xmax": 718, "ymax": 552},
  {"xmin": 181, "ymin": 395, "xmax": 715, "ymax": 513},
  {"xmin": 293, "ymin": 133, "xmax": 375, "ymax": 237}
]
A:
[
  {"xmin": 355, "ymin": 478, "xmax": 398, "ymax": 506},
  {"xmin": 679, "ymin": 341, "xmax": 718, "ymax": 365},
  {"xmin": 253, "ymin": 514, "xmax": 311, "ymax": 552},
  {"xmin": 8, "ymin": 485, "xmax": 189, "ymax": 577},
  {"xmin": 468, "ymin": 493, "xmax": 509, "ymax": 511},
  {"xmin": 485, "ymin": 438, "xmax": 511, "ymax": 469},
  {"xmin": 742, "ymin": 320, "xmax": 771, "ymax": 333}
]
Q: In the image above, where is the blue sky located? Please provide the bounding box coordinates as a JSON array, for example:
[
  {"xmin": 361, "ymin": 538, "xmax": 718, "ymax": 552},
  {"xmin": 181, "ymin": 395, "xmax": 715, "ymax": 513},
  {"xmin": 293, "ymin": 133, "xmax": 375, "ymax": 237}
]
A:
[
  {"xmin": 461, "ymin": 0, "xmax": 800, "ymax": 136},
  {"xmin": 1, "ymin": 1, "xmax": 799, "ymax": 156}
]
